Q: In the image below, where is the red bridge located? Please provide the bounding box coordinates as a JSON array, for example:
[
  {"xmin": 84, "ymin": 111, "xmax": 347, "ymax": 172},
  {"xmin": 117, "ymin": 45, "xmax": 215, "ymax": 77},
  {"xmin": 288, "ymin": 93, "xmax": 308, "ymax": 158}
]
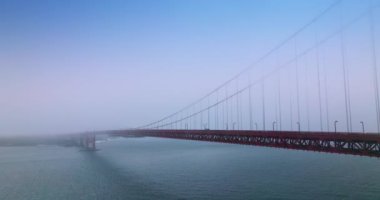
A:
[
  {"xmin": 79, "ymin": 2, "xmax": 380, "ymax": 159},
  {"xmin": 108, "ymin": 129, "xmax": 380, "ymax": 157}
]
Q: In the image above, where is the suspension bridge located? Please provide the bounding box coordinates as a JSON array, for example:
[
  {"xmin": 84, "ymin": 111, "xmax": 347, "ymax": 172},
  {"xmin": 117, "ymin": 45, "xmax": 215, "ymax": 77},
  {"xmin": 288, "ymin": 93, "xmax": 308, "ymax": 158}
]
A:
[{"xmin": 78, "ymin": 0, "xmax": 380, "ymax": 157}]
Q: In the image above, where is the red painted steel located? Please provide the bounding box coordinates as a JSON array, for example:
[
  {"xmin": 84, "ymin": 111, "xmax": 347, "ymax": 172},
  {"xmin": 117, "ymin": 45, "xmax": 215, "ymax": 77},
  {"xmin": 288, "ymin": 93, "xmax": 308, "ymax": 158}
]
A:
[{"xmin": 110, "ymin": 129, "xmax": 380, "ymax": 157}]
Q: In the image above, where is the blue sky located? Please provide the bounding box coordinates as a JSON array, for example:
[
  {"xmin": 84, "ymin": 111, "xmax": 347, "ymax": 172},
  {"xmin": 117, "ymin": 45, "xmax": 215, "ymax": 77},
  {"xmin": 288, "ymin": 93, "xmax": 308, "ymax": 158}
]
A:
[{"xmin": 1, "ymin": 0, "xmax": 379, "ymax": 135}]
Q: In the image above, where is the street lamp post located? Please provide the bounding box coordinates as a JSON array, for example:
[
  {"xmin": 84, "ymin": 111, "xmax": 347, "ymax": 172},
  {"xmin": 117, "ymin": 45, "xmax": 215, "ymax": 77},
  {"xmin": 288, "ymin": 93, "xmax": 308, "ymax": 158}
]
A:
[
  {"xmin": 334, "ymin": 120, "xmax": 339, "ymax": 133},
  {"xmin": 296, "ymin": 122, "xmax": 301, "ymax": 132},
  {"xmin": 360, "ymin": 121, "xmax": 365, "ymax": 133},
  {"xmin": 273, "ymin": 121, "xmax": 277, "ymax": 131},
  {"xmin": 204, "ymin": 123, "xmax": 208, "ymax": 130}
]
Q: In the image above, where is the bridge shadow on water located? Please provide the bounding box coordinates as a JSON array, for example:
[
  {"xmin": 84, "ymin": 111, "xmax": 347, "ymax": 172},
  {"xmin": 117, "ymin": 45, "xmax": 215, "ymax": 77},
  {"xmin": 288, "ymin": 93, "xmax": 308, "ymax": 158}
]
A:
[{"xmin": 77, "ymin": 149, "xmax": 181, "ymax": 200}]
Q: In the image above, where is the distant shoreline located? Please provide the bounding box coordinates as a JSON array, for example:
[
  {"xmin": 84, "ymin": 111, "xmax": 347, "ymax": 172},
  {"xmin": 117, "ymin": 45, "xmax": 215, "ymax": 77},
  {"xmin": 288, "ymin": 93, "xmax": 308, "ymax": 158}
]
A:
[{"xmin": 0, "ymin": 134, "xmax": 143, "ymax": 147}]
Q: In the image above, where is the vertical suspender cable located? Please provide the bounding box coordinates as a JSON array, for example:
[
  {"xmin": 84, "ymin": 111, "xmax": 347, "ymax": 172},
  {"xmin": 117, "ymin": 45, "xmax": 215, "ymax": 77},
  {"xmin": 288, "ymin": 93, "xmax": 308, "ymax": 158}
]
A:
[
  {"xmin": 180, "ymin": 112, "xmax": 183, "ymax": 129},
  {"xmin": 305, "ymin": 57, "xmax": 311, "ymax": 131},
  {"xmin": 277, "ymin": 52, "xmax": 282, "ymax": 131},
  {"xmin": 226, "ymin": 86, "xmax": 229, "ymax": 130},
  {"xmin": 316, "ymin": 32, "xmax": 324, "ymax": 131},
  {"xmin": 275, "ymin": 83, "xmax": 278, "ymax": 131},
  {"xmin": 290, "ymin": 71, "xmax": 294, "ymax": 131},
  {"xmin": 278, "ymin": 75, "xmax": 282, "ymax": 131},
  {"xmin": 222, "ymin": 89, "xmax": 225, "ymax": 130},
  {"xmin": 249, "ymin": 84, "xmax": 253, "ymax": 130},
  {"xmin": 207, "ymin": 98, "xmax": 210, "ymax": 129},
  {"xmin": 323, "ymin": 53, "xmax": 331, "ymax": 132},
  {"xmin": 262, "ymin": 82, "xmax": 266, "ymax": 131},
  {"xmin": 339, "ymin": 5, "xmax": 353, "ymax": 132},
  {"xmin": 236, "ymin": 80, "xmax": 240, "ymax": 130},
  {"xmin": 216, "ymin": 91, "xmax": 219, "ymax": 130},
  {"xmin": 240, "ymin": 88, "xmax": 243, "ymax": 129},
  {"xmin": 295, "ymin": 38, "xmax": 301, "ymax": 130},
  {"xmin": 200, "ymin": 101, "xmax": 203, "ymax": 129}
]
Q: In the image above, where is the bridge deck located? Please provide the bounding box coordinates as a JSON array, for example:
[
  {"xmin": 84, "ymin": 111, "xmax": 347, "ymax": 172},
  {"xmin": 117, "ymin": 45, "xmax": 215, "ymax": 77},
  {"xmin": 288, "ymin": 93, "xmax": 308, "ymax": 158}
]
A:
[{"xmin": 110, "ymin": 129, "xmax": 380, "ymax": 157}]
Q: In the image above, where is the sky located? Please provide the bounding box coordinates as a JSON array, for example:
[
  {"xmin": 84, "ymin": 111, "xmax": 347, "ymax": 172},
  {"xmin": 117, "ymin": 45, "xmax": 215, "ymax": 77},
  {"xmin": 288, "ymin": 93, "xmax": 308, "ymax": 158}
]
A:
[{"xmin": 1, "ymin": 0, "xmax": 379, "ymax": 135}]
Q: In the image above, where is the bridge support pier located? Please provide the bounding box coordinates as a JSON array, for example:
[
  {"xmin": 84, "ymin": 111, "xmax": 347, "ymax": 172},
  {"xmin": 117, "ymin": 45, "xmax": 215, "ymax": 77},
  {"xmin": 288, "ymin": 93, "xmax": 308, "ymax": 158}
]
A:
[{"xmin": 80, "ymin": 133, "xmax": 96, "ymax": 151}]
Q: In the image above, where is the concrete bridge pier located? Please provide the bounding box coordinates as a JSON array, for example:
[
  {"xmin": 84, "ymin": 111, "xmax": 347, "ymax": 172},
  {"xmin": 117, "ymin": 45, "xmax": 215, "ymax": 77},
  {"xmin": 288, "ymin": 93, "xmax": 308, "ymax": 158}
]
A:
[{"xmin": 80, "ymin": 133, "xmax": 96, "ymax": 151}]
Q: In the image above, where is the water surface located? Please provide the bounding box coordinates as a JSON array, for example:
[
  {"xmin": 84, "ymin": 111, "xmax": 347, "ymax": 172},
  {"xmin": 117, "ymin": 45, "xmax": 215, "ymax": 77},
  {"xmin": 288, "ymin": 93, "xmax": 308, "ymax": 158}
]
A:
[{"xmin": 0, "ymin": 137, "xmax": 379, "ymax": 199}]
